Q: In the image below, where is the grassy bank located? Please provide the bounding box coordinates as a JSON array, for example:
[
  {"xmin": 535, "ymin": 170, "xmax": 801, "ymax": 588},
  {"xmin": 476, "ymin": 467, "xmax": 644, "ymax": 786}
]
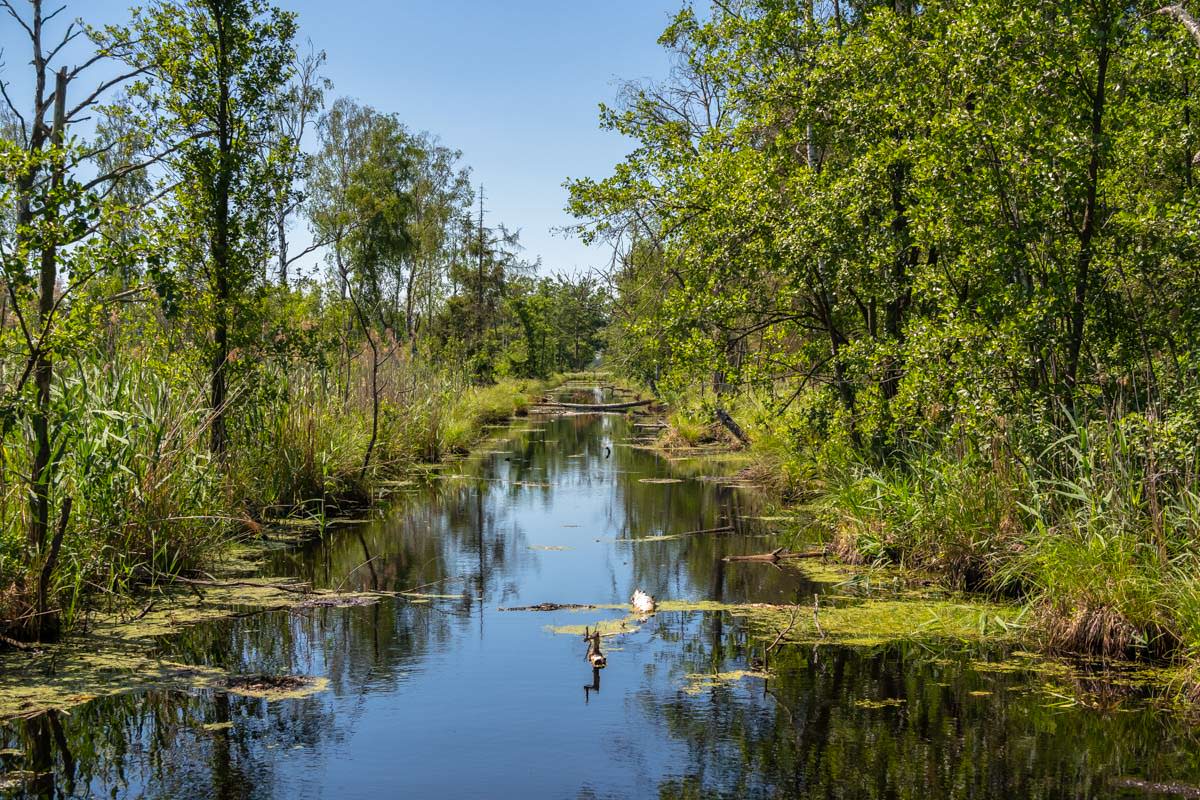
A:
[
  {"xmin": 0, "ymin": 352, "xmax": 554, "ymax": 644},
  {"xmin": 658, "ymin": 392, "xmax": 1200, "ymax": 678}
]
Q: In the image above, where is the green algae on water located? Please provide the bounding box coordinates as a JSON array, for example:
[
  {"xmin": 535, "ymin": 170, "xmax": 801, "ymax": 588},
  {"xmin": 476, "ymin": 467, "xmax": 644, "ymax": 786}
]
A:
[
  {"xmin": 540, "ymin": 595, "xmax": 1024, "ymax": 650},
  {"xmin": 684, "ymin": 670, "xmax": 770, "ymax": 695},
  {"xmin": 226, "ymin": 674, "xmax": 330, "ymax": 701},
  {"xmin": 854, "ymin": 698, "xmax": 906, "ymax": 709},
  {"xmin": 0, "ymin": 579, "xmax": 370, "ymax": 720}
]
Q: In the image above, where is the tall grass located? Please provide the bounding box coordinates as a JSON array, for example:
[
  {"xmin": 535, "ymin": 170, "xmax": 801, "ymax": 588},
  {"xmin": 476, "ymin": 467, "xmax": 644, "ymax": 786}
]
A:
[
  {"xmin": 0, "ymin": 343, "xmax": 549, "ymax": 639},
  {"xmin": 754, "ymin": 401, "xmax": 1200, "ymax": 662}
]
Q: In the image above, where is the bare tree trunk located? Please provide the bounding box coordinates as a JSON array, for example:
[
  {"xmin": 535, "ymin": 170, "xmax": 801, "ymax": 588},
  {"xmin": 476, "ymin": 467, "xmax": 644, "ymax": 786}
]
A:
[
  {"xmin": 276, "ymin": 206, "xmax": 289, "ymax": 286},
  {"xmin": 28, "ymin": 67, "xmax": 68, "ymax": 640},
  {"xmin": 29, "ymin": 68, "xmax": 66, "ymax": 565},
  {"xmin": 210, "ymin": 8, "xmax": 232, "ymax": 455}
]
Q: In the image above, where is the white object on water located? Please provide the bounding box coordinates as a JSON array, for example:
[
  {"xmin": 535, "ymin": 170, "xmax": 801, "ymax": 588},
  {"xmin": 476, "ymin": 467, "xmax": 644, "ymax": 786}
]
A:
[{"xmin": 631, "ymin": 589, "xmax": 657, "ymax": 615}]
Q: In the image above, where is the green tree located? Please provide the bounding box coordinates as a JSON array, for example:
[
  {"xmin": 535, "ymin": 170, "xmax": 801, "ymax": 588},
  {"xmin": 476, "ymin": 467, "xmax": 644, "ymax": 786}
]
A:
[{"xmin": 124, "ymin": 0, "xmax": 298, "ymax": 455}]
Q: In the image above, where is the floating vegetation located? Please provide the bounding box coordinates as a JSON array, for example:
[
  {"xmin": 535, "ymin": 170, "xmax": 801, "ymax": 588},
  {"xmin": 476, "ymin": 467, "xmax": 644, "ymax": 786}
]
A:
[
  {"xmin": 202, "ymin": 721, "xmax": 233, "ymax": 732},
  {"xmin": 537, "ymin": 595, "xmax": 1024, "ymax": 650},
  {"xmin": 226, "ymin": 674, "xmax": 329, "ymax": 701},
  {"xmin": 295, "ymin": 595, "xmax": 380, "ymax": 609},
  {"xmin": 0, "ymin": 771, "xmax": 37, "ymax": 790},
  {"xmin": 638, "ymin": 478, "xmax": 684, "ymax": 484},
  {"xmin": 512, "ymin": 481, "xmax": 552, "ymax": 488},
  {"xmin": 0, "ymin": 578, "xmax": 373, "ymax": 720},
  {"xmin": 854, "ymin": 698, "xmax": 906, "ymax": 708},
  {"xmin": 683, "ymin": 670, "xmax": 770, "ymax": 695},
  {"xmin": 529, "ymin": 545, "xmax": 572, "ymax": 551},
  {"xmin": 547, "ymin": 615, "xmax": 642, "ymax": 637}
]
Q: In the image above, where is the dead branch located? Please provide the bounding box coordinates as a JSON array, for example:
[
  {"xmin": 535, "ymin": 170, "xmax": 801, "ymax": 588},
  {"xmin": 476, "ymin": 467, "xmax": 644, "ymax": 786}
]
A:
[
  {"xmin": 723, "ymin": 547, "xmax": 826, "ymax": 563},
  {"xmin": 498, "ymin": 602, "xmax": 602, "ymax": 612}
]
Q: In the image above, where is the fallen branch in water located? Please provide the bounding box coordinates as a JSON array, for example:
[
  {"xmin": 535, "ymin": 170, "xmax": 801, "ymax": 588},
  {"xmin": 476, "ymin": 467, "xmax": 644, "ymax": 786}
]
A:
[
  {"xmin": 499, "ymin": 602, "xmax": 602, "ymax": 612},
  {"xmin": 0, "ymin": 633, "xmax": 40, "ymax": 651},
  {"xmin": 336, "ymin": 556, "xmax": 381, "ymax": 592},
  {"xmin": 723, "ymin": 547, "xmax": 826, "ymax": 563},
  {"xmin": 666, "ymin": 525, "xmax": 735, "ymax": 538},
  {"xmin": 765, "ymin": 605, "xmax": 801, "ymax": 668},
  {"xmin": 544, "ymin": 399, "xmax": 652, "ymax": 411}
]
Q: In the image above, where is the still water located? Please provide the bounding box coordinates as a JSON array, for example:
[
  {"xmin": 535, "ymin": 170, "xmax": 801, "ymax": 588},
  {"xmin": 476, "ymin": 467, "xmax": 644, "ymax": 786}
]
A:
[{"xmin": 3, "ymin": 409, "xmax": 1200, "ymax": 799}]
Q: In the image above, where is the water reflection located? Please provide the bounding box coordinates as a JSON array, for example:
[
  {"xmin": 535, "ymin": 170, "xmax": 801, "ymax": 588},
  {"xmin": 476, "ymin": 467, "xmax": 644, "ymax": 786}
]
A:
[{"xmin": 3, "ymin": 414, "xmax": 1200, "ymax": 798}]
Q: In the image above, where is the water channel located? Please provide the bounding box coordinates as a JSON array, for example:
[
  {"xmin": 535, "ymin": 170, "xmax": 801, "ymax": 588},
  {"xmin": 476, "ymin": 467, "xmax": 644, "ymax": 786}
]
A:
[{"xmin": 2, "ymin": 406, "xmax": 1200, "ymax": 798}]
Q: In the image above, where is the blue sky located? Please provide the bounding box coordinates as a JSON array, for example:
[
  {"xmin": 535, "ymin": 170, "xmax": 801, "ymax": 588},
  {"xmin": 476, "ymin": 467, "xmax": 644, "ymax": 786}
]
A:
[{"xmin": 1, "ymin": 0, "xmax": 682, "ymax": 276}]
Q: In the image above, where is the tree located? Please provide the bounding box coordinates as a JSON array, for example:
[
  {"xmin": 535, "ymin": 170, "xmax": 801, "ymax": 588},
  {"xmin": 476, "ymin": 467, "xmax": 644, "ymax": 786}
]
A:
[
  {"xmin": 124, "ymin": 0, "xmax": 298, "ymax": 455},
  {"xmin": 268, "ymin": 40, "xmax": 328, "ymax": 287},
  {"xmin": 0, "ymin": 0, "xmax": 181, "ymax": 637},
  {"xmin": 307, "ymin": 98, "xmax": 416, "ymax": 475}
]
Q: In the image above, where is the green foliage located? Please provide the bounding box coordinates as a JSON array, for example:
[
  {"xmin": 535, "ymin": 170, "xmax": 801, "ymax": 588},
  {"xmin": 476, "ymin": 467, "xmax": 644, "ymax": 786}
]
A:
[
  {"xmin": 0, "ymin": 1, "xmax": 601, "ymax": 641},
  {"xmin": 577, "ymin": 0, "xmax": 1200, "ymax": 663}
]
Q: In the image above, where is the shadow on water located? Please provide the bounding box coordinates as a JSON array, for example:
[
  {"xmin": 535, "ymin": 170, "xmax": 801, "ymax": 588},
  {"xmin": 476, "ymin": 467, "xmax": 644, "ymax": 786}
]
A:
[{"xmin": 4, "ymin": 413, "xmax": 1200, "ymax": 798}]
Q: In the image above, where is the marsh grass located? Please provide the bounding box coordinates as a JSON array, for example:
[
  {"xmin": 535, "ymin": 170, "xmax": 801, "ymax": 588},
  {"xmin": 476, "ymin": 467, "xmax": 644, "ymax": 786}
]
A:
[
  {"xmin": 731, "ymin": 398, "xmax": 1200, "ymax": 667},
  {"xmin": 0, "ymin": 344, "xmax": 549, "ymax": 640}
]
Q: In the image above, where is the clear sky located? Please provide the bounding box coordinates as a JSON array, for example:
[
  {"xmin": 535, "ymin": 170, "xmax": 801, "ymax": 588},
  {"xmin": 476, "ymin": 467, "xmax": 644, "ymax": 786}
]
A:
[{"xmin": 1, "ymin": 1, "xmax": 681, "ymax": 276}]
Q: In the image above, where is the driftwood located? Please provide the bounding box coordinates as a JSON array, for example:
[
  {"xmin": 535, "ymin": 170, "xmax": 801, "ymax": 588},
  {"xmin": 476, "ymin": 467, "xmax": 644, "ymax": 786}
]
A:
[
  {"xmin": 498, "ymin": 602, "xmax": 601, "ymax": 612},
  {"xmin": 724, "ymin": 547, "xmax": 826, "ymax": 563},
  {"xmin": 546, "ymin": 399, "xmax": 652, "ymax": 411},
  {"xmin": 664, "ymin": 525, "xmax": 735, "ymax": 538}
]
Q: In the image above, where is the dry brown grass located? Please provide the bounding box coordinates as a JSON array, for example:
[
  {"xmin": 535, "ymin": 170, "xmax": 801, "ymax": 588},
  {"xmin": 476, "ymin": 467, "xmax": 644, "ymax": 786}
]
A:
[{"xmin": 1038, "ymin": 602, "xmax": 1144, "ymax": 658}]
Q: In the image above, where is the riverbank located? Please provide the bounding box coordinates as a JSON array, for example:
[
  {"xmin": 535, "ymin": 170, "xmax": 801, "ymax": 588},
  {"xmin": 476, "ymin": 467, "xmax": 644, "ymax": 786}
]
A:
[
  {"xmin": 653, "ymin": 395, "xmax": 1200, "ymax": 700},
  {"xmin": 0, "ymin": 373, "xmax": 572, "ymax": 647}
]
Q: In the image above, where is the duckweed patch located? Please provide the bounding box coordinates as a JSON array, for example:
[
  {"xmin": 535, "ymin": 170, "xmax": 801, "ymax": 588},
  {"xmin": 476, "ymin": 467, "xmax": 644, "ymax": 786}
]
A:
[
  {"xmin": 683, "ymin": 670, "xmax": 770, "ymax": 695},
  {"xmin": 0, "ymin": 579, "xmax": 371, "ymax": 720},
  {"xmin": 546, "ymin": 615, "xmax": 642, "ymax": 637},
  {"xmin": 226, "ymin": 674, "xmax": 329, "ymax": 701},
  {"xmin": 854, "ymin": 698, "xmax": 906, "ymax": 708},
  {"xmin": 540, "ymin": 596, "xmax": 1024, "ymax": 649},
  {"xmin": 744, "ymin": 598, "xmax": 1025, "ymax": 647}
]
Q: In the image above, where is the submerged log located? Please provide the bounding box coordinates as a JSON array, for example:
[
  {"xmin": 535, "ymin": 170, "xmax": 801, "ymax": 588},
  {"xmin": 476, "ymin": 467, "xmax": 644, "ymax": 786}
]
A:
[
  {"xmin": 545, "ymin": 399, "xmax": 653, "ymax": 411},
  {"xmin": 723, "ymin": 547, "xmax": 827, "ymax": 563},
  {"xmin": 498, "ymin": 602, "xmax": 601, "ymax": 612}
]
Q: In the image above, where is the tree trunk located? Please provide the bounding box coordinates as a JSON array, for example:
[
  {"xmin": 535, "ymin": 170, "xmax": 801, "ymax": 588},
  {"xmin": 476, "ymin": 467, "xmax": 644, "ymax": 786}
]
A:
[
  {"xmin": 276, "ymin": 206, "xmax": 289, "ymax": 286},
  {"xmin": 1065, "ymin": 32, "xmax": 1110, "ymax": 404},
  {"xmin": 210, "ymin": 9, "xmax": 232, "ymax": 456},
  {"xmin": 29, "ymin": 68, "xmax": 67, "ymax": 563}
]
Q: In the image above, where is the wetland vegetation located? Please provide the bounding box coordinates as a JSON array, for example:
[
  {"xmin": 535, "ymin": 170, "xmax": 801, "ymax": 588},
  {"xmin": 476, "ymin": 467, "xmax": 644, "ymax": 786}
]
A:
[{"xmin": 3, "ymin": 0, "xmax": 1200, "ymax": 796}]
